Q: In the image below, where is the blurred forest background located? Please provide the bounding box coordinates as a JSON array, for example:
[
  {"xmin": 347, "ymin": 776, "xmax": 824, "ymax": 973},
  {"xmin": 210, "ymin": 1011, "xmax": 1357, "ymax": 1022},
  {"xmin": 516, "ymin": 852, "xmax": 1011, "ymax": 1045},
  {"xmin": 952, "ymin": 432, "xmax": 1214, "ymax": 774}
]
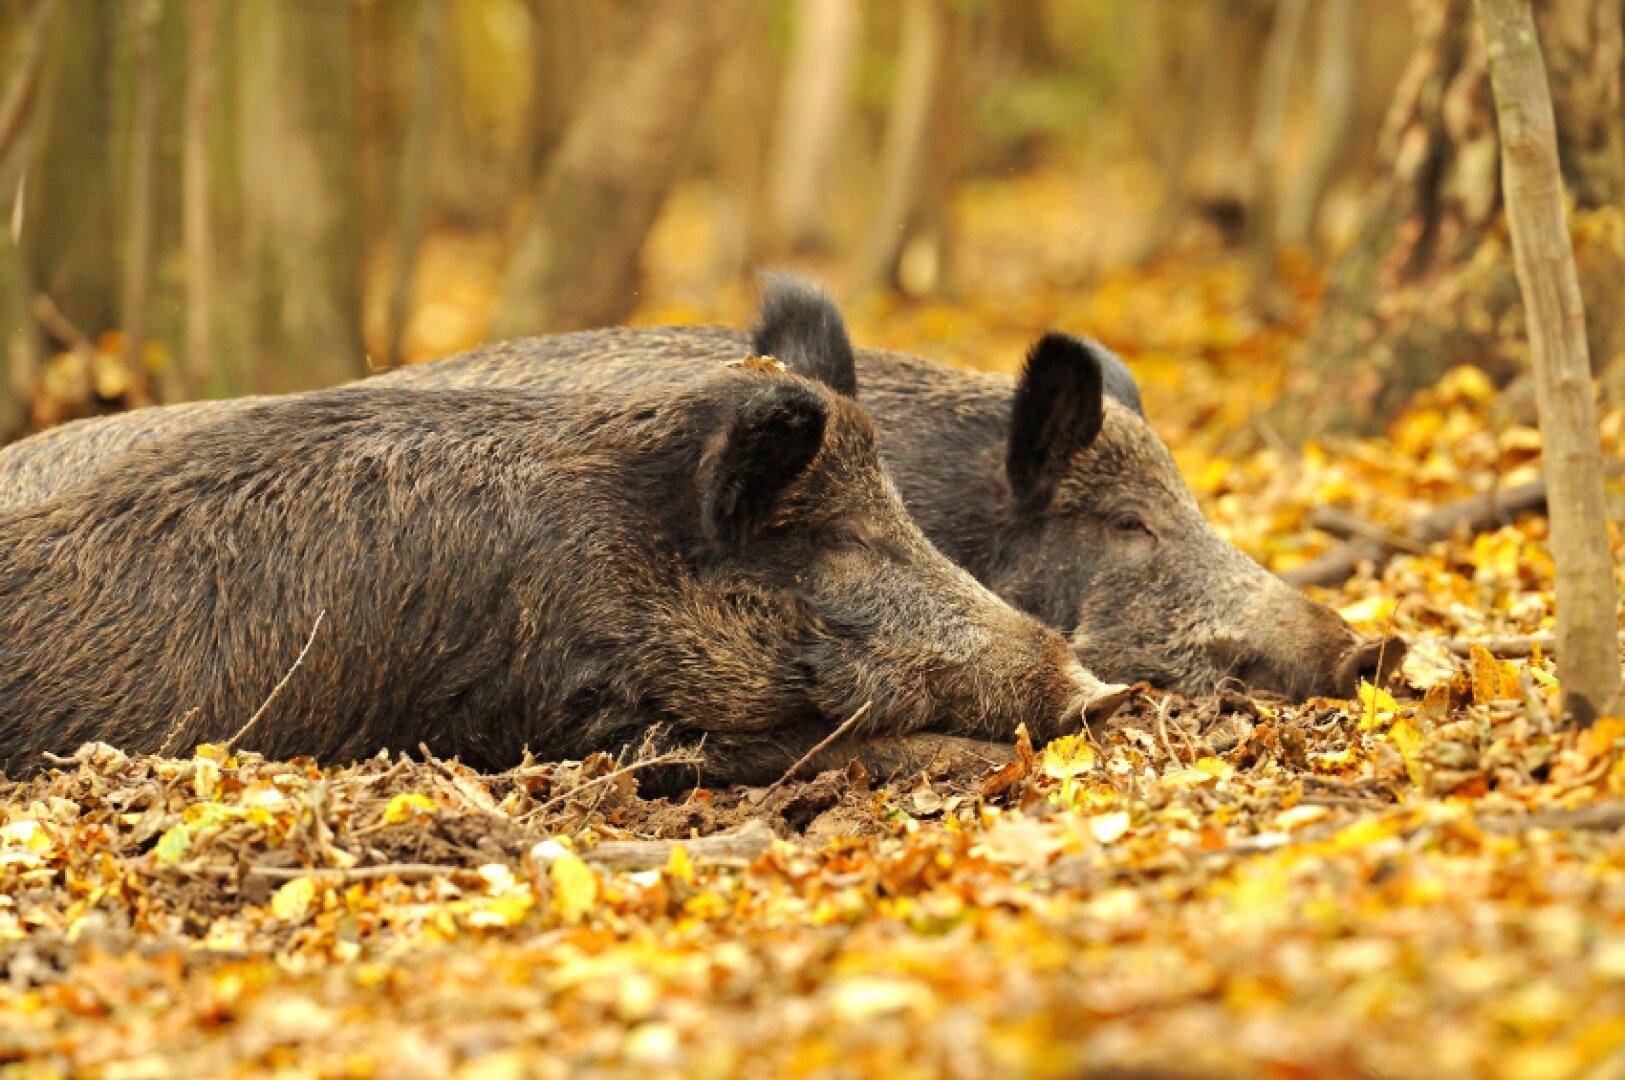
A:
[{"xmin": 0, "ymin": 0, "xmax": 1622, "ymax": 448}]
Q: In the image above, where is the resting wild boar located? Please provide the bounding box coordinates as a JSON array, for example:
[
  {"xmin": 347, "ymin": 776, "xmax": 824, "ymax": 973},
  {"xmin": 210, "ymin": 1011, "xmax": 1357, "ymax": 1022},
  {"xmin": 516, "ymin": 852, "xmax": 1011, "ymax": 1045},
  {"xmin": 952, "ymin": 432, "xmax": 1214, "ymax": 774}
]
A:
[
  {"xmin": 0, "ymin": 277, "xmax": 1399, "ymax": 701},
  {"xmin": 0, "ymin": 367, "xmax": 1110, "ymax": 780}
]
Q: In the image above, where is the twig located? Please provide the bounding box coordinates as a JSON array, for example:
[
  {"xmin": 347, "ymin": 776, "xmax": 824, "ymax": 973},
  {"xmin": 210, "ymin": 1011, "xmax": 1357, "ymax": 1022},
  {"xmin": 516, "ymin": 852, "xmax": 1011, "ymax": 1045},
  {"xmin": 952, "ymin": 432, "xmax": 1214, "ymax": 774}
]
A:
[
  {"xmin": 224, "ymin": 611, "xmax": 326, "ymax": 751},
  {"xmin": 769, "ymin": 701, "xmax": 873, "ymax": 791},
  {"xmin": 1432, "ymin": 631, "xmax": 1625, "ymax": 658},
  {"xmin": 531, "ymin": 745, "xmax": 704, "ymax": 817},
  {"xmin": 249, "ymin": 862, "xmax": 456, "ymax": 883},
  {"xmin": 1154, "ymin": 696, "xmax": 1185, "ymax": 767},
  {"xmin": 31, "ymin": 292, "xmax": 91, "ymax": 351}
]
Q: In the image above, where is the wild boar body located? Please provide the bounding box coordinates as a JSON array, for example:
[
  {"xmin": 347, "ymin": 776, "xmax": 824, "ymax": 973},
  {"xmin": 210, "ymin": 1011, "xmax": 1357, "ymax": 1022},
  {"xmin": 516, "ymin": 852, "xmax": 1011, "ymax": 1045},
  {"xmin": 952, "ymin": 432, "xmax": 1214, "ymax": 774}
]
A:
[{"xmin": 0, "ymin": 374, "xmax": 1097, "ymax": 780}]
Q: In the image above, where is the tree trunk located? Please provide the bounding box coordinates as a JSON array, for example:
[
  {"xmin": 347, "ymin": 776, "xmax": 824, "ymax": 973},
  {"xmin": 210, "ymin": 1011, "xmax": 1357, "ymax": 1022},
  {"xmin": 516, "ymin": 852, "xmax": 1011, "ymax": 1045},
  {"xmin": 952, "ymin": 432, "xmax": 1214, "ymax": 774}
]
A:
[
  {"xmin": 767, "ymin": 0, "xmax": 860, "ymax": 253},
  {"xmin": 1247, "ymin": 0, "xmax": 1311, "ymax": 303},
  {"xmin": 119, "ymin": 0, "xmax": 160, "ymax": 402},
  {"xmin": 1279, "ymin": 0, "xmax": 1356, "ymax": 251},
  {"xmin": 495, "ymin": 0, "xmax": 744, "ymax": 336},
  {"xmin": 1271, "ymin": 0, "xmax": 1625, "ymax": 442},
  {"xmin": 23, "ymin": 0, "xmax": 117, "ymax": 337},
  {"xmin": 1480, "ymin": 0, "xmax": 1620, "ymax": 725},
  {"xmin": 234, "ymin": 0, "xmax": 365, "ymax": 391},
  {"xmin": 181, "ymin": 0, "xmax": 216, "ymax": 400},
  {"xmin": 854, "ymin": 0, "xmax": 945, "ymax": 294},
  {"xmin": 384, "ymin": 0, "xmax": 445, "ymax": 370}
]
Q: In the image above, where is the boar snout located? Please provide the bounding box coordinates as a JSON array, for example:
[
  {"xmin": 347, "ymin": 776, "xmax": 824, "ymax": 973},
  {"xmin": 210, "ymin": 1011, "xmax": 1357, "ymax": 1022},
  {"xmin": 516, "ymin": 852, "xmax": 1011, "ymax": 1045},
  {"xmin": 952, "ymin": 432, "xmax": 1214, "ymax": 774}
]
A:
[
  {"xmin": 1334, "ymin": 634, "xmax": 1408, "ymax": 697},
  {"xmin": 1216, "ymin": 587, "xmax": 1407, "ymax": 701}
]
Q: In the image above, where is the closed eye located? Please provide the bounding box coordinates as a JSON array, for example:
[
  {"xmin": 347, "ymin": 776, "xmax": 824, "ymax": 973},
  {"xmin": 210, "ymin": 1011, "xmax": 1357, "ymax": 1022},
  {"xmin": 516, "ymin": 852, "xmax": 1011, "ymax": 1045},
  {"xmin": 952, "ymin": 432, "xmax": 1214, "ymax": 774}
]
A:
[{"xmin": 1110, "ymin": 512, "xmax": 1155, "ymax": 540}]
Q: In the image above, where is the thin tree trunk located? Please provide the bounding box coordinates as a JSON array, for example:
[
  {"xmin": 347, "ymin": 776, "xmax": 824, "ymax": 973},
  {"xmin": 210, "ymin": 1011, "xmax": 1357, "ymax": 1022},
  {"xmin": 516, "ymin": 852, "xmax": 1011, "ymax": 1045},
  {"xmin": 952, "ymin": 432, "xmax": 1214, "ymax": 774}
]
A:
[
  {"xmin": 384, "ymin": 0, "xmax": 445, "ymax": 371},
  {"xmin": 495, "ymin": 0, "xmax": 745, "ymax": 336},
  {"xmin": 1479, "ymin": 0, "xmax": 1621, "ymax": 725},
  {"xmin": 768, "ymin": 0, "xmax": 860, "ymax": 253},
  {"xmin": 120, "ymin": 0, "xmax": 161, "ymax": 403},
  {"xmin": 1279, "ymin": 0, "xmax": 1354, "ymax": 250},
  {"xmin": 855, "ymin": 0, "xmax": 944, "ymax": 294},
  {"xmin": 1247, "ymin": 0, "xmax": 1311, "ymax": 303},
  {"xmin": 25, "ymin": 0, "xmax": 117, "ymax": 336},
  {"xmin": 181, "ymin": 0, "xmax": 216, "ymax": 400},
  {"xmin": 0, "ymin": 0, "xmax": 57, "ymax": 437},
  {"xmin": 235, "ymin": 0, "xmax": 365, "ymax": 390}
]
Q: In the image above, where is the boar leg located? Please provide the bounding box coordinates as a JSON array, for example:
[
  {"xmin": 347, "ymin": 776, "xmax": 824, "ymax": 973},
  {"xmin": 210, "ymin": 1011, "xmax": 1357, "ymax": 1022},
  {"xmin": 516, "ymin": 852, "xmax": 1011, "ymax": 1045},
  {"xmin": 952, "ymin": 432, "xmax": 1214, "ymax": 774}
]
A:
[{"xmin": 638, "ymin": 731, "xmax": 1017, "ymax": 794}]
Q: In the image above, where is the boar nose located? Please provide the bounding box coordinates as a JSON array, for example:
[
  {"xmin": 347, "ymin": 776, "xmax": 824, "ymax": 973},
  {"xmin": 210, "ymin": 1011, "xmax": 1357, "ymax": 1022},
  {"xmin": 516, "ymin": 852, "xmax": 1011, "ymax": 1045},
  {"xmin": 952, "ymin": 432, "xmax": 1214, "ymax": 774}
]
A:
[{"xmin": 1334, "ymin": 635, "xmax": 1407, "ymax": 697}]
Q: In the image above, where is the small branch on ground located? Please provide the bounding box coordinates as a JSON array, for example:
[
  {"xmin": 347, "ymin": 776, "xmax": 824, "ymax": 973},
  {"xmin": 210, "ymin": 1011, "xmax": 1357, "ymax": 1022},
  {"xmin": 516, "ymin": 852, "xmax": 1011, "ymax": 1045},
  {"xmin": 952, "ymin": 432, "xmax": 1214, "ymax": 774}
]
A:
[
  {"xmin": 769, "ymin": 701, "xmax": 873, "ymax": 792},
  {"xmin": 1285, "ymin": 478, "xmax": 1550, "ymax": 588},
  {"xmin": 583, "ymin": 819, "xmax": 777, "ymax": 871},
  {"xmin": 1431, "ymin": 631, "xmax": 1625, "ymax": 659}
]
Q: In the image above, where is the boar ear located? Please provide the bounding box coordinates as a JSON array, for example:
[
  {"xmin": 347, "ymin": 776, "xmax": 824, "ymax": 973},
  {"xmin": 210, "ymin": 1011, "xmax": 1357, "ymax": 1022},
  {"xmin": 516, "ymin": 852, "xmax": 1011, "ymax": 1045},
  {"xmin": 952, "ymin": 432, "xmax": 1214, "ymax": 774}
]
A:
[
  {"xmin": 703, "ymin": 384, "xmax": 829, "ymax": 542},
  {"xmin": 1006, "ymin": 332, "xmax": 1106, "ymax": 514},
  {"xmin": 1096, "ymin": 345, "xmax": 1144, "ymax": 416},
  {"xmin": 750, "ymin": 273, "xmax": 858, "ymax": 398}
]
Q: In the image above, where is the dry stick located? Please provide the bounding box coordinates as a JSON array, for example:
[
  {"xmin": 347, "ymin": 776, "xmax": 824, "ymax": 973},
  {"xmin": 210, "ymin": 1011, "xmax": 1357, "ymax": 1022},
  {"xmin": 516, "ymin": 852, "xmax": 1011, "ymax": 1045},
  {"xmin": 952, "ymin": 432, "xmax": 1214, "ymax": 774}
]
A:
[
  {"xmin": 1432, "ymin": 631, "xmax": 1625, "ymax": 659},
  {"xmin": 1480, "ymin": 0, "xmax": 1622, "ymax": 725},
  {"xmin": 382, "ymin": 0, "xmax": 443, "ymax": 371},
  {"xmin": 120, "ymin": 0, "xmax": 160, "ymax": 401},
  {"xmin": 224, "ymin": 611, "xmax": 327, "ymax": 752},
  {"xmin": 530, "ymin": 745, "xmax": 704, "ymax": 818},
  {"xmin": 1284, "ymin": 477, "xmax": 1551, "ymax": 588},
  {"xmin": 770, "ymin": 700, "xmax": 874, "ymax": 792},
  {"xmin": 583, "ymin": 820, "xmax": 777, "ymax": 872}
]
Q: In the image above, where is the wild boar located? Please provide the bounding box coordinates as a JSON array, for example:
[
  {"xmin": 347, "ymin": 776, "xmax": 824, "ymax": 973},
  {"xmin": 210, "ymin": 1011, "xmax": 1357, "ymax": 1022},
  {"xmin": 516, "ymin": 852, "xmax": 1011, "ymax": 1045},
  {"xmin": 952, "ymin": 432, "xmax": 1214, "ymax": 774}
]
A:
[
  {"xmin": 0, "ymin": 278, "xmax": 1399, "ymax": 700},
  {"xmin": 0, "ymin": 368, "xmax": 1109, "ymax": 782}
]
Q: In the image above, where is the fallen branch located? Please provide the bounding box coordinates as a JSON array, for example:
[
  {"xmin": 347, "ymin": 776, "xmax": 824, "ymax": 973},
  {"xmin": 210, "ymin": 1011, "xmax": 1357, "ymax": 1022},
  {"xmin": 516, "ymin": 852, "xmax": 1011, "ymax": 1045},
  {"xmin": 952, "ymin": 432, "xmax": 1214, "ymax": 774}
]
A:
[
  {"xmin": 249, "ymin": 862, "xmax": 454, "ymax": 883},
  {"xmin": 1285, "ymin": 478, "xmax": 1550, "ymax": 588},
  {"xmin": 583, "ymin": 819, "xmax": 777, "ymax": 871},
  {"xmin": 1429, "ymin": 631, "xmax": 1625, "ymax": 658},
  {"xmin": 1480, "ymin": 802, "xmax": 1625, "ymax": 835}
]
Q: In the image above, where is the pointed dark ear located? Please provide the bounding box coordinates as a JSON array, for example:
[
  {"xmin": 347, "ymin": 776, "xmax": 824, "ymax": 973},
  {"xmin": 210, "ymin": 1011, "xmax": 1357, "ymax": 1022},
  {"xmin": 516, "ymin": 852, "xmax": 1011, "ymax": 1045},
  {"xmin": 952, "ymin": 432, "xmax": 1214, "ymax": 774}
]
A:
[
  {"xmin": 750, "ymin": 272, "xmax": 858, "ymax": 398},
  {"xmin": 702, "ymin": 383, "xmax": 828, "ymax": 542},
  {"xmin": 1006, "ymin": 332, "xmax": 1106, "ymax": 514}
]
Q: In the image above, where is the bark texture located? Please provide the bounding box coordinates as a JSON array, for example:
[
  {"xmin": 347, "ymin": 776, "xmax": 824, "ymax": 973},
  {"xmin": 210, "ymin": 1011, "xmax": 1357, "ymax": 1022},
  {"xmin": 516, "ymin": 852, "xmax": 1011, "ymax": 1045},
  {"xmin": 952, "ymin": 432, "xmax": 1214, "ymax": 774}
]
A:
[
  {"xmin": 495, "ymin": 0, "xmax": 744, "ymax": 336},
  {"xmin": 1272, "ymin": 0, "xmax": 1625, "ymax": 441},
  {"xmin": 1480, "ymin": 0, "xmax": 1621, "ymax": 724},
  {"xmin": 234, "ymin": 0, "xmax": 365, "ymax": 391}
]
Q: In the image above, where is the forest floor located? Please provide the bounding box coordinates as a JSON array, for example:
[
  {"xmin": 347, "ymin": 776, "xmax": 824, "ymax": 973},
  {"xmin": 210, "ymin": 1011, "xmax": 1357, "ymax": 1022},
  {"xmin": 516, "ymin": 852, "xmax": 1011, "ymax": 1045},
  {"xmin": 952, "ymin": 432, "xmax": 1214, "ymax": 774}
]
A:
[{"xmin": 4, "ymin": 173, "xmax": 1624, "ymax": 1078}]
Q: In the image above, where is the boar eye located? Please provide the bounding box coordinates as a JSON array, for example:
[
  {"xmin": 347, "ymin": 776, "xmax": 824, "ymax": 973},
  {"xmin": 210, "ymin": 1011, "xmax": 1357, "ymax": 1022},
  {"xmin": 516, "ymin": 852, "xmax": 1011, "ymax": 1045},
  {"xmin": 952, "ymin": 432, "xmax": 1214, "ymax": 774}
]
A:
[
  {"xmin": 828, "ymin": 527, "xmax": 875, "ymax": 553},
  {"xmin": 1110, "ymin": 512, "xmax": 1154, "ymax": 540}
]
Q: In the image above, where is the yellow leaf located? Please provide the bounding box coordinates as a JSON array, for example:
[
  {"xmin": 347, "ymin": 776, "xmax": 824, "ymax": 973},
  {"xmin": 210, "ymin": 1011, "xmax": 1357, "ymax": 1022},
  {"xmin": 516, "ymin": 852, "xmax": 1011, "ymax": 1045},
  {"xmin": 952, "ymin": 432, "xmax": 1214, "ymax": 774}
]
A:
[
  {"xmin": 1161, "ymin": 768, "xmax": 1214, "ymax": 788},
  {"xmin": 1468, "ymin": 646, "xmax": 1518, "ymax": 705},
  {"xmin": 382, "ymin": 793, "xmax": 437, "ymax": 824},
  {"xmin": 549, "ymin": 852, "xmax": 598, "ymax": 923},
  {"xmin": 1388, "ymin": 719, "xmax": 1425, "ymax": 786},
  {"xmin": 271, "ymin": 876, "xmax": 316, "ymax": 922},
  {"xmin": 1358, "ymin": 681, "xmax": 1398, "ymax": 729},
  {"xmin": 665, "ymin": 843, "xmax": 695, "ymax": 886},
  {"xmin": 1193, "ymin": 756, "xmax": 1233, "ymax": 779},
  {"xmin": 1089, "ymin": 811, "xmax": 1131, "ymax": 844},
  {"xmin": 154, "ymin": 824, "xmax": 191, "ymax": 865},
  {"xmin": 1039, "ymin": 734, "xmax": 1097, "ymax": 779},
  {"xmin": 0, "ymin": 820, "xmax": 52, "ymax": 853},
  {"xmin": 1274, "ymin": 805, "xmax": 1329, "ymax": 831},
  {"xmin": 1336, "ymin": 595, "xmax": 1397, "ymax": 629}
]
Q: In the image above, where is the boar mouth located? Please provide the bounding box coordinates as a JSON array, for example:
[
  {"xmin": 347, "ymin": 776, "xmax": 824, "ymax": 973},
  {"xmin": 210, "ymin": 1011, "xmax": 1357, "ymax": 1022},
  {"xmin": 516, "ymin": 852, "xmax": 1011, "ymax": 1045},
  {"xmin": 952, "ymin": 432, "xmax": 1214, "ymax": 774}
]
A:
[{"xmin": 1333, "ymin": 635, "xmax": 1408, "ymax": 697}]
